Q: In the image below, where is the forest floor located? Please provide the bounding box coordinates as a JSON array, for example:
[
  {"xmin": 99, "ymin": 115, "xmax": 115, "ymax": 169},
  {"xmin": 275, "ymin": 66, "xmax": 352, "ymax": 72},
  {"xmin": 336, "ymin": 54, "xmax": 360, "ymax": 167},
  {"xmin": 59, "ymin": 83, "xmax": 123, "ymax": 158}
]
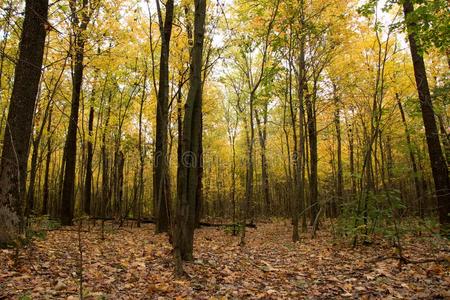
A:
[{"xmin": 0, "ymin": 221, "xmax": 449, "ymax": 299}]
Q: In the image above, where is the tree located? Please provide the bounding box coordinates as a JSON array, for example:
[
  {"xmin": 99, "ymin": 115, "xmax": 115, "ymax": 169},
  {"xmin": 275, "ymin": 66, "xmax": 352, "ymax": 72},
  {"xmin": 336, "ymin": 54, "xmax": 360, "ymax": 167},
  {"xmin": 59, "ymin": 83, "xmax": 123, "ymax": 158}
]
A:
[
  {"xmin": 60, "ymin": 0, "xmax": 97, "ymax": 225},
  {"xmin": 403, "ymin": 0, "xmax": 450, "ymax": 237},
  {"xmin": 173, "ymin": 0, "xmax": 207, "ymax": 273},
  {"xmin": 0, "ymin": 0, "xmax": 48, "ymax": 244},
  {"xmin": 154, "ymin": 0, "xmax": 175, "ymax": 234}
]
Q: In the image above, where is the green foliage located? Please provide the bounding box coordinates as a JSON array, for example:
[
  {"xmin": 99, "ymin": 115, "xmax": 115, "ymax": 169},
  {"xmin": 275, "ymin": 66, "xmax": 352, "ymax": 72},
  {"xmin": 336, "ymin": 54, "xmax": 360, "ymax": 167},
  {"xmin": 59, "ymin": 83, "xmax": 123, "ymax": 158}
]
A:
[
  {"xmin": 405, "ymin": 0, "xmax": 450, "ymax": 53},
  {"xmin": 24, "ymin": 216, "xmax": 62, "ymax": 243},
  {"xmin": 358, "ymin": 0, "xmax": 450, "ymax": 54},
  {"xmin": 224, "ymin": 224, "xmax": 244, "ymax": 235},
  {"xmin": 336, "ymin": 189, "xmax": 407, "ymax": 243}
]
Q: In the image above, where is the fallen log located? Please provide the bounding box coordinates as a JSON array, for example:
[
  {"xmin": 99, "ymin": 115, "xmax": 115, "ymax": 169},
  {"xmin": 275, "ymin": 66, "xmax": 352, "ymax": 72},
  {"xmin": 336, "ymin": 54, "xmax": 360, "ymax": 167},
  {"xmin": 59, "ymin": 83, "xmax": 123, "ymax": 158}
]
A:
[{"xmin": 89, "ymin": 217, "xmax": 257, "ymax": 229}]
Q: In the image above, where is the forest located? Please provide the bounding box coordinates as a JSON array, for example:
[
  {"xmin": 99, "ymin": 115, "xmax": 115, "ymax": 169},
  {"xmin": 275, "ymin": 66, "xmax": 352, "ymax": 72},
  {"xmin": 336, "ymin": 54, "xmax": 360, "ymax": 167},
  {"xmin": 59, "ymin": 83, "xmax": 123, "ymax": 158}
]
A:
[{"xmin": 0, "ymin": 0, "xmax": 449, "ymax": 298}]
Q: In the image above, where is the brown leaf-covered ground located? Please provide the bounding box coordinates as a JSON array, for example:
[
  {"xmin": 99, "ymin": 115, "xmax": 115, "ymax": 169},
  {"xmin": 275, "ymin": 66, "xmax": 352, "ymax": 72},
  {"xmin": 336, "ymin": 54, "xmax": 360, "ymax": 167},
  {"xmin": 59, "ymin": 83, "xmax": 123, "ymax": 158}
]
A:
[{"xmin": 1, "ymin": 221, "xmax": 449, "ymax": 299}]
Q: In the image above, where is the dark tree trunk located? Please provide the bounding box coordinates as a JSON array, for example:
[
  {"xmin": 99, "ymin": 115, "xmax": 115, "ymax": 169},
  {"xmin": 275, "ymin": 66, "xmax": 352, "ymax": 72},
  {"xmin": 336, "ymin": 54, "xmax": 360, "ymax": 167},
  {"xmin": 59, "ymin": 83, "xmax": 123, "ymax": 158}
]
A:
[
  {"xmin": 154, "ymin": 0, "xmax": 174, "ymax": 234},
  {"xmin": 0, "ymin": 0, "xmax": 48, "ymax": 244},
  {"xmin": 174, "ymin": 0, "xmax": 206, "ymax": 270},
  {"xmin": 195, "ymin": 115, "xmax": 203, "ymax": 228},
  {"xmin": 255, "ymin": 106, "xmax": 270, "ymax": 215},
  {"xmin": 347, "ymin": 117, "xmax": 357, "ymax": 197},
  {"xmin": 137, "ymin": 63, "xmax": 148, "ymax": 227},
  {"xmin": 42, "ymin": 104, "xmax": 53, "ymax": 215},
  {"xmin": 306, "ymin": 92, "xmax": 318, "ymax": 227},
  {"xmin": 60, "ymin": 0, "xmax": 91, "ymax": 225},
  {"xmin": 333, "ymin": 85, "xmax": 343, "ymax": 218},
  {"xmin": 84, "ymin": 105, "xmax": 94, "ymax": 215},
  {"xmin": 403, "ymin": 0, "xmax": 450, "ymax": 236},
  {"xmin": 101, "ymin": 104, "xmax": 111, "ymax": 218}
]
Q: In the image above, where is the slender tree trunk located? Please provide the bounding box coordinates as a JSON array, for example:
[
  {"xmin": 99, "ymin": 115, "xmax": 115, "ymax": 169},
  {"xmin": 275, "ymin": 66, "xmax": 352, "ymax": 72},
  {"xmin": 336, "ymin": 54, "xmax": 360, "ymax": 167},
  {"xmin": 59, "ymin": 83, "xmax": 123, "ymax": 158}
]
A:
[
  {"xmin": 84, "ymin": 104, "xmax": 94, "ymax": 215},
  {"xmin": 195, "ymin": 115, "xmax": 203, "ymax": 228},
  {"xmin": 306, "ymin": 92, "xmax": 318, "ymax": 228},
  {"xmin": 285, "ymin": 29, "xmax": 298, "ymax": 242},
  {"xmin": 397, "ymin": 94, "xmax": 423, "ymax": 216},
  {"xmin": 137, "ymin": 63, "xmax": 148, "ymax": 227},
  {"xmin": 403, "ymin": 0, "xmax": 450, "ymax": 236},
  {"xmin": 347, "ymin": 114, "xmax": 357, "ymax": 198},
  {"xmin": 241, "ymin": 91, "xmax": 256, "ymax": 245},
  {"xmin": 101, "ymin": 103, "xmax": 111, "ymax": 218},
  {"xmin": 0, "ymin": 0, "xmax": 48, "ymax": 244},
  {"xmin": 333, "ymin": 85, "xmax": 343, "ymax": 218},
  {"xmin": 255, "ymin": 106, "xmax": 270, "ymax": 215},
  {"xmin": 61, "ymin": 0, "xmax": 91, "ymax": 225},
  {"xmin": 174, "ymin": 0, "xmax": 206, "ymax": 271},
  {"xmin": 154, "ymin": 0, "xmax": 174, "ymax": 234},
  {"xmin": 42, "ymin": 104, "xmax": 53, "ymax": 215}
]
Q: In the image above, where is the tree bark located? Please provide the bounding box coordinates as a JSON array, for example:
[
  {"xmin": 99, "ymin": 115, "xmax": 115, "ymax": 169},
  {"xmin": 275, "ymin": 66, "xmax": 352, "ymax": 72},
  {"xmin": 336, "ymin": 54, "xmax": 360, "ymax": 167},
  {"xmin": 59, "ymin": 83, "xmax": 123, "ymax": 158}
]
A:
[
  {"xmin": 255, "ymin": 106, "xmax": 270, "ymax": 215},
  {"xmin": 403, "ymin": 0, "xmax": 450, "ymax": 236},
  {"xmin": 26, "ymin": 101, "xmax": 51, "ymax": 215},
  {"xmin": 333, "ymin": 85, "xmax": 343, "ymax": 218},
  {"xmin": 0, "ymin": 0, "xmax": 48, "ymax": 244},
  {"xmin": 397, "ymin": 94, "xmax": 423, "ymax": 217},
  {"xmin": 42, "ymin": 104, "xmax": 53, "ymax": 215},
  {"xmin": 154, "ymin": 0, "xmax": 174, "ymax": 234},
  {"xmin": 84, "ymin": 104, "xmax": 94, "ymax": 215},
  {"xmin": 174, "ymin": 0, "xmax": 206, "ymax": 270},
  {"xmin": 306, "ymin": 92, "xmax": 318, "ymax": 227},
  {"xmin": 61, "ymin": 0, "xmax": 92, "ymax": 225}
]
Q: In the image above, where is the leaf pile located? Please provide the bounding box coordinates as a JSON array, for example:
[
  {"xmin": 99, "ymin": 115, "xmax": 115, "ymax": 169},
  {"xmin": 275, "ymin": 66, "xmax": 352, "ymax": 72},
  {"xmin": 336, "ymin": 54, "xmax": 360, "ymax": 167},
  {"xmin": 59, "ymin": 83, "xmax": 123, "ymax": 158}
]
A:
[{"xmin": 0, "ymin": 222, "xmax": 449, "ymax": 299}]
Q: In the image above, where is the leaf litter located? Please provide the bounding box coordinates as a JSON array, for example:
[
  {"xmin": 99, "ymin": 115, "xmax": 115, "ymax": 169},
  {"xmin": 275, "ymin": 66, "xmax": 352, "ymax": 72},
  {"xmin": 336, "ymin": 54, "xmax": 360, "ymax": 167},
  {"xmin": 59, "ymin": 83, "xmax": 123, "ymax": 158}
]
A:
[{"xmin": 0, "ymin": 221, "xmax": 449, "ymax": 299}]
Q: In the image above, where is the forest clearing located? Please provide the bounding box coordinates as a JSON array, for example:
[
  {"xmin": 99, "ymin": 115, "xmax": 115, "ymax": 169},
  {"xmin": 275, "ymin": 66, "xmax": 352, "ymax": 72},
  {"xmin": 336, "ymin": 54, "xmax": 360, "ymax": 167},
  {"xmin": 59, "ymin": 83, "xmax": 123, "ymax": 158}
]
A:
[
  {"xmin": 1, "ymin": 221, "xmax": 449, "ymax": 299},
  {"xmin": 0, "ymin": 0, "xmax": 450, "ymax": 298}
]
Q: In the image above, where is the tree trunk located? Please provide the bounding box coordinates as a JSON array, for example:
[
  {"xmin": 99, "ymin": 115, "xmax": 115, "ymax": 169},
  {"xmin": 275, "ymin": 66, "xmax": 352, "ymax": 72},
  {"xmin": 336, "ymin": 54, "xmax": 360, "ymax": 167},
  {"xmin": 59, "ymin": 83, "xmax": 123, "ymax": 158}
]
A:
[
  {"xmin": 0, "ymin": 0, "xmax": 48, "ymax": 244},
  {"xmin": 84, "ymin": 104, "xmax": 94, "ymax": 215},
  {"xmin": 403, "ymin": 0, "xmax": 450, "ymax": 236},
  {"xmin": 101, "ymin": 103, "xmax": 111, "ymax": 218},
  {"xmin": 154, "ymin": 0, "xmax": 174, "ymax": 234},
  {"xmin": 397, "ymin": 94, "xmax": 423, "ymax": 217},
  {"xmin": 61, "ymin": 0, "xmax": 91, "ymax": 225},
  {"xmin": 42, "ymin": 104, "xmax": 53, "ymax": 215},
  {"xmin": 195, "ymin": 115, "xmax": 203, "ymax": 228},
  {"xmin": 255, "ymin": 106, "xmax": 270, "ymax": 215},
  {"xmin": 137, "ymin": 63, "xmax": 148, "ymax": 227},
  {"xmin": 306, "ymin": 92, "xmax": 318, "ymax": 228},
  {"xmin": 174, "ymin": 0, "xmax": 206, "ymax": 271},
  {"xmin": 333, "ymin": 85, "xmax": 343, "ymax": 218}
]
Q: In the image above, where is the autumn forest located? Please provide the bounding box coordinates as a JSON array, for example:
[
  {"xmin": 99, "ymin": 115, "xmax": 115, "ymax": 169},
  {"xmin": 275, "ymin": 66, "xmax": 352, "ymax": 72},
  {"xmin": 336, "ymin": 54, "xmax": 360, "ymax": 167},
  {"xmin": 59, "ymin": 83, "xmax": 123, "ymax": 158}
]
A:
[{"xmin": 0, "ymin": 0, "xmax": 449, "ymax": 298}]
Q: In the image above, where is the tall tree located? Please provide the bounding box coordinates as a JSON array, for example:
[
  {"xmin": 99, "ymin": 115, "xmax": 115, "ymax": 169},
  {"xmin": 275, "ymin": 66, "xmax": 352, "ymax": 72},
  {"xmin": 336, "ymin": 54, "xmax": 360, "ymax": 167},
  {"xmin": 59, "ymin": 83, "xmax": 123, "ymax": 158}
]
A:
[
  {"xmin": 333, "ymin": 84, "xmax": 343, "ymax": 218},
  {"xmin": 60, "ymin": 0, "xmax": 96, "ymax": 225},
  {"xmin": 84, "ymin": 93, "xmax": 95, "ymax": 215},
  {"xmin": 154, "ymin": 0, "xmax": 174, "ymax": 234},
  {"xmin": 403, "ymin": 0, "xmax": 450, "ymax": 237},
  {"xmin": 0, "ymin": 0, "xmax": 48, "ymax": 244},
  {"xmin": 173, "ymin": 0, "xmax": 207, "ymax": 273}
]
